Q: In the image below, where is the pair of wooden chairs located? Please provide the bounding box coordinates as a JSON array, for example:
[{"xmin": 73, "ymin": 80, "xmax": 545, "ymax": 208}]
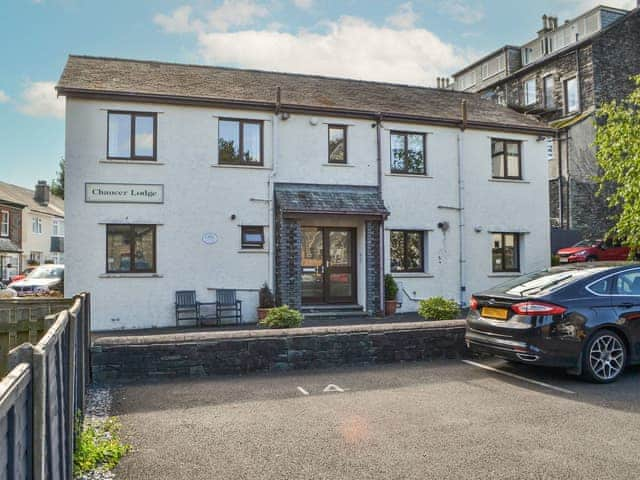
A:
[{"xmin": 175, "ymin": 290, "xmax": 242, "ymax": 327}]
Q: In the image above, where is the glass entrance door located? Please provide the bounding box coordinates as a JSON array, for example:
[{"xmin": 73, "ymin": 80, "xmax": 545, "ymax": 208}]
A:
[{"xmin": 301, "ymin": 227, "xmax": 356, "ymax": 304}]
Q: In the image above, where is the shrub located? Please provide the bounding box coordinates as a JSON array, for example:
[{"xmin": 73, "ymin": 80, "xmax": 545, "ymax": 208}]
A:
[
  {"xmin": 259, "ymin": 305, "xmax": 303, "ymax": 328},
  {"xmin": 258, "ymin": 283, "xmax": 275, "ymax": 308},
  {"xmin": 74, "ymin": 417, "xmax": 130, "ymax": 477},
  {"xmin": 418, "ymin": 297, "xmax": 460, "ymax": 321},
  {"xmin": 384, "ymin": 274, "xmax": 398, "ymax": 302},
  {"xmin": 551, "ymin": 255, "xmax": 560, "ymax": 266}
]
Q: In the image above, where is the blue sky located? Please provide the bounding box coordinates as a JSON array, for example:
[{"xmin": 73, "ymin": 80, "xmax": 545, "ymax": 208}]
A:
[{"xmin": 0, "ymin": 0, "xmax": 635, "ymax": 189}]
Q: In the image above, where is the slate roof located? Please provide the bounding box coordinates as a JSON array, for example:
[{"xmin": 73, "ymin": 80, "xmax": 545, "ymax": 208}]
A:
[
  {"xmin": 0, "ymin": 238, "xmax": 22, "ymax": 253},
  {"xmin": 275, "ymin": 183, "xmax": 389, "ymax": 217},
  {"xmin": 0, "ymin": 182, "xmax": 64, "ymax": 218},
  {"xmin": 56, "ymin": 55, "xmax": 553, "ymax": 134}
]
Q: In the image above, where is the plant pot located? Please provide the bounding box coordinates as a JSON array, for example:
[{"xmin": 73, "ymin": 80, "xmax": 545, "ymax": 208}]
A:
[
  {"xmin": 385, "ymin": 300, "xmax": 398, "ymax": 316},
  {"xmin": 257, "ymin": 308, "xmax": 273, "ymax": 320}
]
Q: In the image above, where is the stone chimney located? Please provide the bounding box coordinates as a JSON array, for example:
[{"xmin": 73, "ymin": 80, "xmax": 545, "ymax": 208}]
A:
[{"xmin": 34, "ymin": 180, "xmax": 50, "ymax": 206}]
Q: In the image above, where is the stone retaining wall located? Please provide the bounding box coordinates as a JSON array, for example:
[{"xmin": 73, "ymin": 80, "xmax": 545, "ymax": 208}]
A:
[{"xmin": 92, "ymin": 320, "xmax": 467, "ymax": 382}]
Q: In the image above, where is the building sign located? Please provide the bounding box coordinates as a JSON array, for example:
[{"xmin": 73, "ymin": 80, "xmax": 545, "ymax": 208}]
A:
[
  {"xmin": 546, "ymin": 137, "xmax": 554, "ymax": 161},
  {"xmin": 85, "ymin": 183, "xmax": 164, "ymax": 204}
]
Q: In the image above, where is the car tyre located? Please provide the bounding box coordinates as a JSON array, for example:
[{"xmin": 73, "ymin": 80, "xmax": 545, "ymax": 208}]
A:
[
  {"xmin": 582, "ymin": 330, "xmax": 626, "ymax": 383},
  {"xmin": 586, "ymin": 256, "xmax": 597, "ymax": 263}
]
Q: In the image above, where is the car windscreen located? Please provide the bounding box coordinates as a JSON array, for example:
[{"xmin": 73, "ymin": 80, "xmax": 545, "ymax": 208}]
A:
[
  {"xmin": 28, "ymin": 267, "xmax": 63, "ymax": 279},
  {"xmin": 573, "ymin": 239, "xmax": 598, "ymax": 247},
  {"xmin": 489, "ymin": 267, "xmax": 611, "ymax": 297}
]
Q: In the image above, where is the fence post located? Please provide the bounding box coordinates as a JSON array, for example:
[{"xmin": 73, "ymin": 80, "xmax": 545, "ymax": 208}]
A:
[
  {"xmin": 31, "ymin": 344, "xmax": 47, "ymax": 480},
  {"xmin": 66, "ymin": 306, "xmax": 78, "ymax": 479}
]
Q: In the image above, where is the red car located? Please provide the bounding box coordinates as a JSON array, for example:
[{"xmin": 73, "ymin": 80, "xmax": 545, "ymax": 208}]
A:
[
  {"xmin": 557, "ymin": 239, "xmax": 630, "ymax": 263},
  {"xmin": 9, "ymin": 266, "xmax": 37, "ymax": 284}
]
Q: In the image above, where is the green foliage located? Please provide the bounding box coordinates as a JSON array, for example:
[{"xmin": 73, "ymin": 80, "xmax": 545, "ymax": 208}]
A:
[
  {"xmin": 259, "ymin": 305, "xmax": 303, "ymax": 328},
  {"xmin": 418, "ymin": 297, "xmax": 460, "ymax": 321},
  {"xmin": 384, "ymin": 274, "xmax": 398, "ymax": 301},
  {"xmin": 51, "ymin": 157, "xmax": 64, "ymax": 199},
  {"xmin": 551, "ymin": 255, "xmax": 560, "ymax": 266},
  {"xmin": 594, "ymin": 75, "xmax": 640, "ymax": 252},
  {"xmin": 74, "ymin": 417, "xmax": 130, "ymax": 477},
  {"xmin": 258, "ymin": 283, "xmax": 275, "ymax": 308}
]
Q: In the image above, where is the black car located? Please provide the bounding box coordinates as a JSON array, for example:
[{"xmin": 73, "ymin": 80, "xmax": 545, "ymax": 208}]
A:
[{"xmin": 466, "ymin": 264, "xmax": 640, "ymax": 383}]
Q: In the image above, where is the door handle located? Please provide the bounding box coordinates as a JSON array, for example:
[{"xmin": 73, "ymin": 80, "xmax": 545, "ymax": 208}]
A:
[{"xmin": 619, "ymin": 302, "xmax": 635, "ymax": 308}]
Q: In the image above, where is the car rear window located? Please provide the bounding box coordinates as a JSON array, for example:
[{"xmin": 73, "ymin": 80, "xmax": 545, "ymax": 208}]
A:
[{"xmin": 491, "ymin": 267, "xmax": 611, "ymax": 297}]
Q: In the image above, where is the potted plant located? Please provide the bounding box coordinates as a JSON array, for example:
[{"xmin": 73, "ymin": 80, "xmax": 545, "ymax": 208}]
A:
[
  {"xmin": 257, "ymin": 283, "xmax": 275, "ymax": 320},
  {"xmin": 384, "ymin": 274, "xmax": 399, "ymax": 316}
]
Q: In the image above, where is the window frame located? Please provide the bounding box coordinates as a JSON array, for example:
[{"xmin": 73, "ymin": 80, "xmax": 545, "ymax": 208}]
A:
[
  {"xmin": 327, "ymin": 124, "xmax": 348, "ymax": 164},
  {"xmin": 390, "ymin": 131, "xmax": 427, "ymax": 175},
  {"xmin": 105, "ymin": 224, "xmax": 157, "ymax": 274},
  {"xmin": 32, "ymin": 216, "xmax": 42, "ymax": 235},
  {"xmin": 543, "ymin": 74, "xmax": 555, "ymax": 109},
  {"xmin": 523, "ymin": 78, "xmax": 537, "ymax": 106},
  {"xmin": 390, "ymin": 230, "xmax": 425, "ymax": 273},
  {"xmin": 218, "ymin": 118, "xmax": 264, "ymax": 166},
  {"xmin": 564, "ymin": 76, "xmax": 580, "ymax": 114},
  {"xmin": 491, "ymin": 233, "xmax": 521, "ymax": 273},
  {"xmin": 0, "ymin": 210, "xmax": 8, "ymax": 237},
  {"xmin": 52, "ymin": 219, "xmax": 64, "ymax": 237},
  {"xmin": 241, "ymin": 226, "xmax": 265, "ymax": 250},
  {"xmin": 107, "ymin": 111, "xmax": 158, "ymax": 161},
  {"xmin": 491, "ymin": 138, "xmax": 522, "ymax": 180}
]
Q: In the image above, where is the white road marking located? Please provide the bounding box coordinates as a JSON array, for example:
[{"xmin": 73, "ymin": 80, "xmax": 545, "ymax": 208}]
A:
[
  {"xmin": 297, "ymin": 386, "xmax": 309, "ymax": 396},
  {"xmin": 323, "ymin": 384, "xmax": 345, "ymax": 393},
  {"xmin": 462, "ymin": 360, "xmax": 576, "ymax": 395}
]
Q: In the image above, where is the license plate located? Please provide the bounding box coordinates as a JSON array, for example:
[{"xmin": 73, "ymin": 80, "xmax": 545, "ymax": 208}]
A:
[
  {"xmin": 481, "ymin": 307, "xmax": 508, "ymax": 320},
  {"xmin": 559, "ymin": 257, "xmax": 569, "ymax": 263}
]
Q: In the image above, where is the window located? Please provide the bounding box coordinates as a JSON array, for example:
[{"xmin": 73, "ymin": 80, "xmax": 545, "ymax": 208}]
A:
[
  {"xmin": 0, "ymin": 211, "xmax": 8, "ymax": 237},
  {"xmin": 481, "ymin": 63, "xmax": 489, "ymax": 79},
  {"xmin": 564, "ymin": 77, "xmax": 580, "ymax": 114},
  {"xmin": 523, "ymin": 78, "xmax": 537, "ymax": 105},
  {"xmin": 612, "ymin": 270, "xmax": 640, "ymax": 296},
  {"xmin": 106, "ymin": 224, "xmax": 156, "ymax": 273},
  {"xmin": 107, "ymin": 111, "xmax": 157, "ymax": 160},
  {"xmin": 52, "ymin": 219, "xmax": 64, "ymax": 237},
  {"xmin": 29, "ymin": 251, "xmax": 42, "ymax": 265},
  {"xmin": 390, "ymin": 132, "xmax": 426, "ymax": 175},
  {"xmin": 328, "ymin": 125, "xmax": 347, "ymax": 164},
  {"xmin": 492, "ymin": 233, "xmax": 520, "ymax": 272},
  {"xmin": 241, "ymin": 226, "xmax": 265, "ymax": 249},
  {"xmin": 218, "ymin": 119, "xmax": 263, "ymax": 166},
  {"xmin": 522, "ymin": 47, "xmax": 533, "ymax": 65},
  {"xmin": 390, "ymin": 230, "xmax": 425, "ymax": 273},
  {"xmin": 491, "ymin": 139, "xmax": 522, "ymax": 179},
  {"xmin": 543, "ymin": 75, "xmax": 555, "ymax": 109},
  {"xmin": 32, "ymin": 217, "xmax": 42, "ymax": 234}
]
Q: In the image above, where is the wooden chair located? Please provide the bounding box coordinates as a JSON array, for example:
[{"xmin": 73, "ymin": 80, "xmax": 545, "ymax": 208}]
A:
[{"xmin": 216, "ymin": 289, "xmax": 242, "ymax": 325}]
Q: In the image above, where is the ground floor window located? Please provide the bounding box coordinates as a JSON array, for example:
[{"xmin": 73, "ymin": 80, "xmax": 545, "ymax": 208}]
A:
[
  {"xmin": 241, "ymin": 226, "xmax": 265, "ymax": 249},
  {"xmin": 390, "ymin": 230, "xmax": 425, "ymax": 272},
  {"xmin": 106, "ymin": 224, "xmax": 156, "ymax": 273},
  {"xmin": 29, "ymin": 251, "xmax": 42, "ymax": 265},
  {"xmin": 492, "ymin": 233, "xmax": 520, "ymax": 272}
]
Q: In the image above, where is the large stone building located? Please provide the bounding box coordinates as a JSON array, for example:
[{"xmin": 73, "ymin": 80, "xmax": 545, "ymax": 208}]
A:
[
  {"xmin": 450, "ymin": 4, "xmax": 640, "ymax": 247},
  {"xmin": 56, "ymin": 55, "xmax": 554, "ymax": 331}
]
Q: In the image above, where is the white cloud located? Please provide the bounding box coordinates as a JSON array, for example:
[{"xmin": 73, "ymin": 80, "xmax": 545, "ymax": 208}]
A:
[
  {"xmin": 0, "ymin": 90, "xmax": 9, "ymax": 103},
  {"xmin": 154, "ymin": 5, "xmax": 198, "ymax": 34},
  {"xmin": 193, "ymin": 16, "xmax": 468, "ymax": 86},
  {"xmin": 386, "ymin": 2, "xmax": 418, "ymax": 30},
  {"xmin": 438, "ymin": 0, "xmax": 484, "ymax": 24},
  {"xmin": 206, "ymin": 0, "xmax": 269, "ymax": 32},
  {"xmin": 292, "ymin": 0, "xmax": 313, "ymax": 10},
  {"xmin": 18, "ymin": 81, "xmax": 64, "ymax": 119}
]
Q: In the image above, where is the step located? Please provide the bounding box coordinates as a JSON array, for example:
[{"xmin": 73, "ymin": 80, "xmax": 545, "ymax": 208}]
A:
[{"xmin": 300, "ymin": 304, "xmax": 364, "ymax": 314}]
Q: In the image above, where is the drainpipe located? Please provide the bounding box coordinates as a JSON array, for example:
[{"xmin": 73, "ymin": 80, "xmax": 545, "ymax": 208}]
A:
[
  {"xmin": 376, "ymin": 113, "xmax": 385, "ymax": 313},
  {"xmin": 268, "ymin": 87, "xmax": 281, "ymax": 291},
  {"xmin": 557, "ymin": 130, "xmax": 564, "ymax": 228},
  {"xmin": 458, "ymin": 101, "xmax": 467, "ymax": 307}
]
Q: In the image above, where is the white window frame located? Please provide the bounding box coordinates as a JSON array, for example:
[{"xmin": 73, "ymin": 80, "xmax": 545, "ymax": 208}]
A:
[
  {"xmin": 524, "ymin": 78, "xmax": 537, "ymax": 106},
  {"xmin": 543, "ymin": 74, "xmax": 555, "ymax": 109},
  {"xmin": 0, "ymin": 210, "xmax": 8, "ymax": 237},
  {"xmin": 564, "ymin": 76, "xmax": 580, "ymax": 114},
  {"xmin": 52, "ymin": 219, "xmax": 64, "ymax": 237},
  {"xmin": 32, "ymin": 216, "xmax": 42, "ymax": 235}
]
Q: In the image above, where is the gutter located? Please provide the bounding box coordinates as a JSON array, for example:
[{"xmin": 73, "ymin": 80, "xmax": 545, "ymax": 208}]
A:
[{"xmin": 457, "ymin": 101, "xmax": 467, "ymax": 307}]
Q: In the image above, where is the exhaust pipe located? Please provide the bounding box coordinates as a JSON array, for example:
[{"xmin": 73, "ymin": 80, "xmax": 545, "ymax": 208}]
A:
[{"xmin": 517, "ymin": 353, "xmax": 539, "ymax": 362}]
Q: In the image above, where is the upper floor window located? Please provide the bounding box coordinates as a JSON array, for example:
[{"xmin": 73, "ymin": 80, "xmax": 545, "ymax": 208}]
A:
[
  {"xmin": 543, "ymin": 75, "xmax": 555, "ymax": 109},
  {"xmin": 241, "ymin": 226, "xmax": 265, "ymax": 249},
  {"xmin": 52, "ymin": 219, "xmax": 64, "ymax": 237},
  {"xmin": 390, "ymin": 132, "xmax": 426, "ymax": 175},
  {"xmin": 328, "ymin": 125, "xmax": 347, "ymax": 164},
  {"xmin": 0, "ymin": 211, "xmax": 8, "ymax": 237},
  {"xmin": 106, "ymin": 224, "xmax": 156, "ymax": 273},
  {"xmin": 492, "ymin": 233, "xmax": 520, "ymax": 272},
  {"xmin": 564, "ymin": 77, "xmax": 580, "ymax": 114},
  {"xmin": 523, "ymin": 78, "xmax": 537, "ymax": 106},
  {"xmin": 491, "ymin": 139, "xmax": 522, "ymax": 180},
  {"xmin": 32, "ymin": 216, "xmax": 42, "ymax": 234},
  {"xmin": 108, "ymin": 111, "xmax": 157, "ymax": 160},
  {"xmin": 390, "ymin": 230, "xmax": 425, "ymax": 273},
  {"xmin": 218, "ymin": 119, "xmax": 263, "ymax": 166}
]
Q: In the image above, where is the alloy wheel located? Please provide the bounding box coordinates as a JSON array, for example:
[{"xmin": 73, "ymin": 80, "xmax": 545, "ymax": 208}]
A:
[{"xmin": 588, "ymin": 334, "xmax": 624, "ymax": 381}]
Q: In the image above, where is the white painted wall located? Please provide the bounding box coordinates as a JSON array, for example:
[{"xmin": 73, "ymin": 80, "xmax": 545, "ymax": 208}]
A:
[
  {"xmin": 65, "ymin": 97, "xmax": 549, "ymax": 331},
  {"xmin": 21, "ymin": 211, "xmax": 64, "ymax": 265}
]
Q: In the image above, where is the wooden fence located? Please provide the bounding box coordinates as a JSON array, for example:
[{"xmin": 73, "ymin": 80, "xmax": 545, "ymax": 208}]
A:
[{"xmin": 0, "ymin": 293, "xmax": 91, "ymax": 480}]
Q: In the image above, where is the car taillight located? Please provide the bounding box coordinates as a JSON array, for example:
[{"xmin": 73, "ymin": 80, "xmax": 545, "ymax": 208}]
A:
[
  {"xmin": 470, "ymin": 297, "xmax": 479, "ymax": 311},
  {"xmin": 511, "ymin": 301, "xmax": 566, "ymax": 316}
]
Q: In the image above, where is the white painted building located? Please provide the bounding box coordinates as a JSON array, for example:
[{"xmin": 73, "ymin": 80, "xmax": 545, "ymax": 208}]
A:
[{"xmin": 57, "ymin": 56, "xmax": 553, "ymax": 331}]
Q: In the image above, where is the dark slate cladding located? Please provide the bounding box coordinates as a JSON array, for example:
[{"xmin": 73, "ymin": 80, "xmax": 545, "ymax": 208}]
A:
[
  {"xmin": 56, "ymin": 55, "xmax": 552, "ymax": 133},
  {"xmin": 274, "ymin": 183, "xmax": 389, "ymax": 217}
]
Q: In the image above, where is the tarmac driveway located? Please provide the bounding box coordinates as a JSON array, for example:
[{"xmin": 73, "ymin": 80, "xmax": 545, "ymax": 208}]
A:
[{"xmin": 111, "ymin": 360, "xmax": 640, "ymax": 479}]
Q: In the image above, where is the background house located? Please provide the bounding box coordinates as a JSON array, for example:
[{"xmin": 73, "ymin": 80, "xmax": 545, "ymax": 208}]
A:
[
  {"xmin": 0, "ymin": 195, "xmax": 25, "ymax": 283},
  {"xmin": 450, "ymin": 4, "xmax": 640, "ymax": 250},
  {"xmin": 0, "ymin": 181, "xmax": 65, "ymax": 274}
]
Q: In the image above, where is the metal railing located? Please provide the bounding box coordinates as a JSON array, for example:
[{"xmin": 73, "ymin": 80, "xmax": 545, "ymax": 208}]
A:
[{"xmin": 0, "ymin": 292, "xmax": 91, "ymax": 480}]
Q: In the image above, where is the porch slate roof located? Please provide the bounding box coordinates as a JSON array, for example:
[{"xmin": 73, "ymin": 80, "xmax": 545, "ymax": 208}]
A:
[
  {"xmin": 275, "ymin": 183, "xmax": 389, "ymax": 217},
  {"xmin": 0, "ymin": 238, "xmax": 22, "ymax": 254}
]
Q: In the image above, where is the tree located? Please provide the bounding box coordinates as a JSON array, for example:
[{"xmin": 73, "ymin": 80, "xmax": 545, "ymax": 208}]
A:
[
  {"xmin": 594, "ymin": 75, "xmax": 640, "ymax": 249},
  {"xmin": 51, "ymin": 157, "xmax": 64, "ymax": 199}
]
